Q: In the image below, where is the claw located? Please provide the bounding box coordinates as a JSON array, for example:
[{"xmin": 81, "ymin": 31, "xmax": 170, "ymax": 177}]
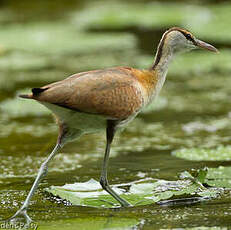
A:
[
  {"xmin": 6, "ymin": 208, "xmax": 32, "ymax": 225},
  {"xmin": 99, "ymin": 199, "xmax": 118, "ymax": 207}
]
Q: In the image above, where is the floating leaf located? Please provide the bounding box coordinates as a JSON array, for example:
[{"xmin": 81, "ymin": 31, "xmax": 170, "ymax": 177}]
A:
[
  {"xmin": 190, "ymin": 4, "xmax": 231, "ymax": 43},
  {"xmin": 45, "ymin": 176, "xmax": 220, "ymax": 208},
  {"xmin": 74, "ymin": 1, "xmax": 231, "ymax": 43},
  {"xmin": 170, "ymin": 50, "xmax": 231, "ymax": 76},
  {"xmin": 0, "ymin": 52, "xmax": 50, "ymax": 71},
  {"xmin": 173, "ymin": 146, "xmax": 231, "ymax": 161},
  {"xmin": 0, "ymin": 89, "xmax": 50, "ymax": 118},
  {"xmin": 182, "ymin": 118, "xmax": 231, "ymax": 135},
  {"xmin": 206, "ymin": 166, "xmax": 231, "ymax": 188},
  {"xmin": 45, "ymin": 166, "xmax": 231, "ymax": 208},
  {"xmin": 180, "ymin": 168, "xmax": 208, "ymax": 186},
  {"xmin": 196, "ymin": 168, "xmax": 208, "ymax": 184},
  {"xmin": 0, "ymin": 22, "xmax": 136, "ymax": 55},
  {"xmin": 178, "ymin": 166, "xmax": 231, "ymax": 189},
  {"xmin": 73, "ymin": 2, "xmax": 204, "ymax": 30}
]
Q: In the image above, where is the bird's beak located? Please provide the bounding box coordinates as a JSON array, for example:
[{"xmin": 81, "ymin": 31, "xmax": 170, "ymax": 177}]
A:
[{"xmin": 195, "ymin": 39, "xmax": 219, "ymax": 53}]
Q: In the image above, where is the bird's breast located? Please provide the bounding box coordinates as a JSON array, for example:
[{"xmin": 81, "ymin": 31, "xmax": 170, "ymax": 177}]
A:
[{"xmin": 131, "ymin": 69, "xmax": 163, "ymax": 106}]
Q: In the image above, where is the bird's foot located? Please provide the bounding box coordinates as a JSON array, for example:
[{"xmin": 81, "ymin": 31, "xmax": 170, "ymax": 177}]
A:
[
  {"xmin": 120, "ymin": 200, "xmax": 133, "ymax": 208},
  {"xmin": 134, "ymin": 199, "xmax": 147, "ymax": 206},
  {"xmin": 6, "ymin": 208, "xmax": 32, "ymax": 227},
  {"xmin": 99, "ymin": 198, "xmax": 132, "ymax": 208},
  {"xmin": 99, "ymin": 199, "xmax": 117, "ymax": 207},
  {"xmin": 115, "ymin": 195, "xmax": 132, "ymax": 207}
]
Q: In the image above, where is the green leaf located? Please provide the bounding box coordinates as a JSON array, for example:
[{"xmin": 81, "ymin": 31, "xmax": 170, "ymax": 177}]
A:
[
  {"xmin": 179, "ymin": 166, "xmax": 231, "ymax": 189},
  {"xmin": 196, "ymin": 168, "xmax": 208, "ymax": 184},
  {"xmin": 170, "ymin": 50, "xmax": 231, "ymax": 76},
  {"xmin": 45, "ymin": 177, "xmax": 220, "ymax": 208},
  {"xmin": 46, "ymin": 165, "xmax": 231, "ymax": 208},
  {"xmin": 0, "ymin": 22, "xmax": 136, "ymax": 55},
  {"xmin": 173, "ymin": 146, "xmax": 231, "ymax": 161},
  {"xmin": 73, "ymin": 2, "xmax": 202, "ymax": 30},
  {"xmin": 0, "ymin": 89, "xmax": 50, "ymax": 118},
  {"xmin": 179, "ymin": 168, "xmax": 208, "ymax": 188},
  {"xmin": 206, "ymin": 166, "xmax": 231, "ymax": 188},
  {"xmin": 74, "ymin": 2, "xmax": 231, "ymax": 43}
]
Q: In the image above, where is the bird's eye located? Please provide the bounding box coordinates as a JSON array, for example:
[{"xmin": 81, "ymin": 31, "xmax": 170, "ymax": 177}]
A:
[{"xmin": 185, "ymin": 33, "xmax": 193, "ymax": 41}]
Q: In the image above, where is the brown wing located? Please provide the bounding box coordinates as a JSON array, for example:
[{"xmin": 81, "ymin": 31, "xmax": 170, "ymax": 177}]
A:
[{"xmin": 32, "ymin": 67, "xmax": 146, "ymax": 119}]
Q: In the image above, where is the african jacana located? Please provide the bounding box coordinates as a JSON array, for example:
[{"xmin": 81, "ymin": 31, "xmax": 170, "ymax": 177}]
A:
[{"xmin": 9, "ymin": 27, "xmax": 218, "ymax": 223}]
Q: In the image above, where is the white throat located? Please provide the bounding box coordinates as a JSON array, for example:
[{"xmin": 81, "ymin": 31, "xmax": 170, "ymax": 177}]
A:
[
  {"xmin": 148, "ymin": 46, "xmax": 174, "ymax": 104},
  {"xmin": 155, "ymin": 49, "xmax": 173, "ymax": 77}
]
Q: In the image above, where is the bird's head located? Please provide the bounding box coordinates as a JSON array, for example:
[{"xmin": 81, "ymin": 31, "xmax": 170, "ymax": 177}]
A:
[{"xmin": 162, "ymin": 27, "xmax": 218, "ymax": 54}]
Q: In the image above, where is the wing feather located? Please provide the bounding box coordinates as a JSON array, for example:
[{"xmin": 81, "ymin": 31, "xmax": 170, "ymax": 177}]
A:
[{"xmin": 33, "ymin": 67, "xmax": 145, "ymax": 119}]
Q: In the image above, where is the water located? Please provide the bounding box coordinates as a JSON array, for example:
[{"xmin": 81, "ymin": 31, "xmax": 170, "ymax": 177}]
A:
[{"xmin": 0, "ymin": 0, "xmax": 231, "ymax": 229}]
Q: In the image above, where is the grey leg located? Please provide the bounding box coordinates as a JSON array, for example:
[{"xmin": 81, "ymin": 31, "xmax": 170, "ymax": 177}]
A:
[
  {"xmin": 99, "ymin": 120, "xmax": 132, "ymax": 207},
  {"xmin": 8, "ymin": 143, "xmax": 61, "ymax": 223}
]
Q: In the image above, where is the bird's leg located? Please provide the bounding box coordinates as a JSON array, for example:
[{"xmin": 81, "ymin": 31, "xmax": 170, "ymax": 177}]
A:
[
  {"xmin": 7, "ymin": 142, "xmax": 61, "ymax": 224},
  {"xmin": 99, "ymin": 120, "xmax": 132, "ymax": 207}
]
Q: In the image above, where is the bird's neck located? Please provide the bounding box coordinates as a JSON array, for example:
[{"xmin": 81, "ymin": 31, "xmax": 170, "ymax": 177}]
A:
[
  {"xmin": 150, "ymin": 41, "xmax": 173, "ymax": 78},
  {"xmin": 144, "ymin": 42, "xmax": 174, "ymax": 103}
]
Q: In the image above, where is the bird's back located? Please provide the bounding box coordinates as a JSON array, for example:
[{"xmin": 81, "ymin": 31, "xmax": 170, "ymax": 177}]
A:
[{"xmin": 21, "ymin": 67, "xmax": 158, "ymax": 120}]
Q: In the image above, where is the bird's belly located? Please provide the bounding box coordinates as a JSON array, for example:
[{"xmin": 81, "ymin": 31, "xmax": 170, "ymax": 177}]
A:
[
  {"xmin": 41, "ymin": 102, "xmax": 107, "ymax": 133},
  {"xmin": 66, "ymin": 111, "xmax": 107, "ymax": 132}
]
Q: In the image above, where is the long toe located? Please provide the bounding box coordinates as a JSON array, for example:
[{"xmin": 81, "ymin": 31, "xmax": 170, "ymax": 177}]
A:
[
  {"xmin": 7, "ymin": 209, "xmax": 32, "ymax": 225},
  {"xmin": 120, "ymin": 200, "xmax": 133, "ymax": 208}
]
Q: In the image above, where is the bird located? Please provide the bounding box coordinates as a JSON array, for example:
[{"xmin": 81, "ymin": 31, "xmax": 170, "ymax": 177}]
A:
[{"xmin": 8, "ymin": 27, "xmax": 218, "ymax": 223}]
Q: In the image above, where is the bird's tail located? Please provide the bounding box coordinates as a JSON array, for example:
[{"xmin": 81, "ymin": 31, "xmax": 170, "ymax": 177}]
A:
[
  {"xmin": 19, "ymin": 87, "xmax": 48, "ymax": 99},
  {"xmin": 19, "ymin": 94, "xmax": 33, "ymax": 99}
]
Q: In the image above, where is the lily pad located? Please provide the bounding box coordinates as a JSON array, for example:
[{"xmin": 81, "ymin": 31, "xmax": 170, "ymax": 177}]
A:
[
  {"xmin": 74, "ymin": 1, "xmax": 231, "ymax": 43},
  {"xmin": 0, "ymin": 89, "xmax": 50, "ymax": 118},
  {"xmin": 73, "ymin": 2, "xmax": 204, "ymax": 30},
  {"xmin": 0, "ymin": 121, "xmax": 57, "ymax": 138},
  {"xmin": 182, "ymin": 117, "xmax": 231, "ymax": 135},
  {"xmin": 173, "ymin": 146, "xmax": 231, "ymax": 161},
  {"xmin": 0, "ymin": 50, "xmax": 148, "ymax": 92},
  {"xmin": 0, "ymin": 52, "xmax": 50, "ymax": 71},
  {"xmin": 170, "ymin": 50, "xmax": 231, "ymax": 76},
  {"xmin": 206, "ymin": 166, "xmax": 231, "ymax": 188},
  {"xmin": 139, "ymin": 50, "xmax": 231, "ymax": 77},
  {"xmin": 146, "ymin": 75, "xmax": 231, "ymax": 115},
  {"xmin": 0, "ymin": 22, "xmax": 136, "ymax": 55},
  {"xmin": 45, "ymin": 175, "xmax": 220, "ymax": 208},
  {"xmin": 0, "ymin": 71, "xmax": 65, "ymax": 91},
  {"xmin": 190, "ymin": 4, "xmax": 231, "ymax": 43}
]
